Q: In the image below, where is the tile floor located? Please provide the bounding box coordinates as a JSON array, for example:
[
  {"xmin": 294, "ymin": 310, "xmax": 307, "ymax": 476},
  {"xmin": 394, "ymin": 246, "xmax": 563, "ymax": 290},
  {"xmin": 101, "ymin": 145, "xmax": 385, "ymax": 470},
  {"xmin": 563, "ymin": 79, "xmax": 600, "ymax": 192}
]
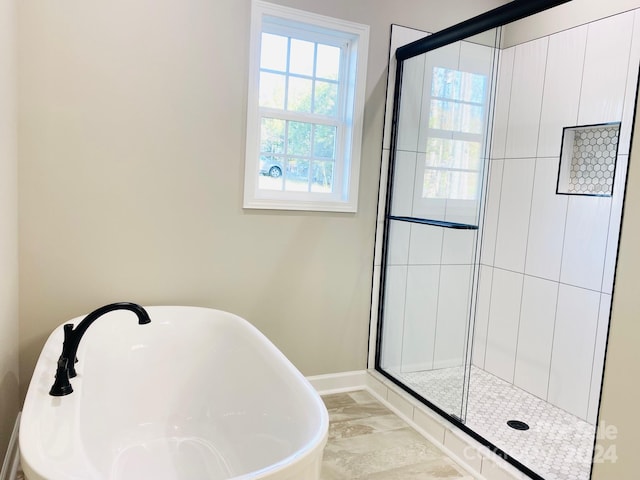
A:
[
  {"xmin": 321, "ymin": 390, "xmax": 473, "ymax": 479},
  {"xmin": 393, "ymin": 366, "xmax": 595, "ymax": 480}
]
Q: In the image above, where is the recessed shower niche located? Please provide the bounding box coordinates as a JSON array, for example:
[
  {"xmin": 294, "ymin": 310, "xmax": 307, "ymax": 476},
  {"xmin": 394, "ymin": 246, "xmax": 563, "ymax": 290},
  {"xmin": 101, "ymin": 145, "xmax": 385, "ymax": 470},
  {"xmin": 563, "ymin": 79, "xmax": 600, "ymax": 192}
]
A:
[
  {"xmin": 557, "ymin": 123, "xmax": 620, "ymax": 196},
  {"xmin": 372, "ymin": 2, "xmax": 639, "ymax": 480}
]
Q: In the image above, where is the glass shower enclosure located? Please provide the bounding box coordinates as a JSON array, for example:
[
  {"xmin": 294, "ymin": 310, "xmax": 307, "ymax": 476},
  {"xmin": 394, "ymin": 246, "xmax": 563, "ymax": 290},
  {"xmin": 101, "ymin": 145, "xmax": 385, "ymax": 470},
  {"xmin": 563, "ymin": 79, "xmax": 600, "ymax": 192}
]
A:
[
  {"xmin": 376, "ymin": 28, "xmax": 500, "ymax": 422},
  {"xmin": 371, "ymin": 1, "xmax": 633, "ymax": 479}
]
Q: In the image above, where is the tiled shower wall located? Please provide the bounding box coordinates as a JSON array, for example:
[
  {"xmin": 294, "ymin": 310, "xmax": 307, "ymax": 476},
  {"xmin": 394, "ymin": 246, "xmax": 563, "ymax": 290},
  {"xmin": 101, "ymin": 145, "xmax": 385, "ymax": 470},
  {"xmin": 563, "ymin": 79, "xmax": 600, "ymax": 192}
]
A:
[{"xmin": 473, "ymin": 9, "xmax": 640, "ymax": 424}]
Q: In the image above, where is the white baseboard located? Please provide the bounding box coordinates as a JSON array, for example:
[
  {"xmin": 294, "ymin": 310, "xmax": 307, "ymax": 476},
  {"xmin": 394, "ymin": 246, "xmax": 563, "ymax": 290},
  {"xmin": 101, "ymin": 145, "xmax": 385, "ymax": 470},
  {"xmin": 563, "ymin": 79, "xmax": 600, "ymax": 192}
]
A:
[
  {"xmin": 306, "ymin": 370, "xmax": 368, "ymax": 394},
  {"xmin": 0, "ymin": 412, "xmax": 21, "ymax": 480}
]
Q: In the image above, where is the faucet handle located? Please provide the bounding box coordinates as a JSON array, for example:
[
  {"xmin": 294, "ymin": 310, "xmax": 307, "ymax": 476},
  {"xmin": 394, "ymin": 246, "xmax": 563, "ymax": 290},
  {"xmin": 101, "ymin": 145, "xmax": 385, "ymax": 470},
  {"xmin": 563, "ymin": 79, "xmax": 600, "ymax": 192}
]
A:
[
  {"xmin": 62, "ymin": 324, "xmax": 79, "ymax": 377},
  {"xmin": 49, "ymin": 356, "xmax": 73, "ymax": 396}
]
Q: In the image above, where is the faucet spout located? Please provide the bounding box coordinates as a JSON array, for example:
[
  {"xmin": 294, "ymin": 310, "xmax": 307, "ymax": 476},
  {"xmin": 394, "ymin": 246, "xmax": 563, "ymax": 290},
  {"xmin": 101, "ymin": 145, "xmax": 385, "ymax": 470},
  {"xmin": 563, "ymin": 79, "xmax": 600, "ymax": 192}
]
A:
[{"xmin": 50, "ymin": 302, "xmax": 151, "ymax": 396}]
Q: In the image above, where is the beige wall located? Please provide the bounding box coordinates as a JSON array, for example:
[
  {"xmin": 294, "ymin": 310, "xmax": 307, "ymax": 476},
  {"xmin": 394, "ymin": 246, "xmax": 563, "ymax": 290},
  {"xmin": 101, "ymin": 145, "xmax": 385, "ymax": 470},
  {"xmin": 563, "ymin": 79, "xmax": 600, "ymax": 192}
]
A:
[
  {"xmin": 592, "ymin": 86, "xmax": 640, "ymax": 478},
  {"xmin": 0, "ymin": 0, "xmax": 19, "ymax": 462},
  {"xmin": 16, "ymin": 0, "xmax": 504, "ymax": 398},
  {"xmin": 503, "ymin": 0, "xmax": 640, "ymax": 47}
]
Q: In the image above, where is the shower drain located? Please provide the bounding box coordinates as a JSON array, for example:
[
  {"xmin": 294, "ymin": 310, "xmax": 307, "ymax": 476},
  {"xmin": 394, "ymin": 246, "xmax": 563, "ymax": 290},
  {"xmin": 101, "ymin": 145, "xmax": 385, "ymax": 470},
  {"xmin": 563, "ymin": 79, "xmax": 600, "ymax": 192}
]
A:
[{"xmin": 507, "ymin": 420, "xmax": 530, "ymax": 431}]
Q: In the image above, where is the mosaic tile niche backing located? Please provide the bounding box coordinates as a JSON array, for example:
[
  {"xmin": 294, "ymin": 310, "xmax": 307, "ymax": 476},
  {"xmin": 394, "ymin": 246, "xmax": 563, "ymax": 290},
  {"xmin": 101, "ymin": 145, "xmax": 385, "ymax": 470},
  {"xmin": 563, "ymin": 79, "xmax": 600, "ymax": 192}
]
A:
[{"xmin": 558, "ymin": 123, "xmax": 620, "ymax": 196}]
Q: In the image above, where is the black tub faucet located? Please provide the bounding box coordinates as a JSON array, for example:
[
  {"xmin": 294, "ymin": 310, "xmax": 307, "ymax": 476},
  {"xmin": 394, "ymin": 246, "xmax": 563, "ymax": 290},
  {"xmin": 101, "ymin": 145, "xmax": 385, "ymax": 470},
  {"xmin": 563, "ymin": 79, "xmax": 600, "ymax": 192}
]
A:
[{"xmin": 49, "ymin": 302, "xmax": 151, "ymax": 396}]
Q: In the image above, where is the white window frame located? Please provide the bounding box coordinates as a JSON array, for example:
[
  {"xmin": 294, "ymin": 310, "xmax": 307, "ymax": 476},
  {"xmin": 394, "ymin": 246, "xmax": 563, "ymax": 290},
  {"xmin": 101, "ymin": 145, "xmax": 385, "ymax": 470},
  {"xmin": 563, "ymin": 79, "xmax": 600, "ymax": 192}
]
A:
[{"xmin": 244, "ymin": 0, "xmax": 369, "ymax": 212}]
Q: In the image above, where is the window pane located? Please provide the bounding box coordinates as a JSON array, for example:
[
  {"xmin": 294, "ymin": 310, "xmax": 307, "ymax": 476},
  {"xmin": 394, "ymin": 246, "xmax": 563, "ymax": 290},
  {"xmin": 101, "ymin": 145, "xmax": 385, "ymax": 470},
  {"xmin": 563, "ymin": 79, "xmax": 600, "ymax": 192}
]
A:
[
  {"xmin": 314, "ymin": 81, "xmax": 338, "ymax": 116},
  {"xmin": 260, "ymin": 118, "xmax": 285, "ymax": 154},
  {"xmin": 287, "ymin": 77, "xmax": 312, "ymax": 113},
  {"xmin": 431, "ymin": 68, "xmax": 461, "ymax": 100},
  {"xmin": 285, "ymin": 158, "xmax": 310, "ymax": 191},
  {"xmin": 287, "ymin": 121, "xmax": 312, "ymax": 156},
  {"xmin": 313, "ymin": 124, "xmax": 336, "ymax": 159},
  {"xmin": 464, "ymin": 74, "xmax": 486, "ymax": 103},
  {"xmin": 429, "ymin": 99, "xmax": 459, "ymax": 131},
  {"xmin": 459, "ymin": 103, "xmax": 484, "ymax": 134},
  {"xmin": 423, "ymin": 169, "xmax": 479, "ymax": 200},
  {"xmin": 260, "ymin": 33, "xmax": 288, "ymax": 72},
  {"xmin": 431, "ymin": 67, "xmax": 486, "ymax": 104},
  {"xmin": 311, "ymin": 161, "xmax": 334, "ymax": 192},
  {"xmin": 425, "ymin": 138, "xmax": 481, "ymax": 170},
  {"xmin": 259, "ymin": 72, "xmax": 285, "ymax": 109},
  {"xmin": 289, "ymin": 39, "xmax": 315, "ymax": 76},
  {"xmin": 316, "ymin": 44, "xmax": 340, "ymax": 80},
  {"xmin": 258, "ymin": 155, "xmax": 284, "ymax": 191},
  {"xmin": 429, "ymin": 100, "xmax": 483, "ymax": 134}
]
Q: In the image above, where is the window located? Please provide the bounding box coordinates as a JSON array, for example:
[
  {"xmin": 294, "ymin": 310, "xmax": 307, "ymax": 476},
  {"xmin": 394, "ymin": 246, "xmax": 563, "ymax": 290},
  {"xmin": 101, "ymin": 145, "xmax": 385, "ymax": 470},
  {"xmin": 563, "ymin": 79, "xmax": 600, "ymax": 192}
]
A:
[
  {"xmin": 423, "ymin": 67, "xmax": 487, "ymax": 202},
  {"xmin": 244, "ymin": 1, "xmax": 369, "ymax": 212}
]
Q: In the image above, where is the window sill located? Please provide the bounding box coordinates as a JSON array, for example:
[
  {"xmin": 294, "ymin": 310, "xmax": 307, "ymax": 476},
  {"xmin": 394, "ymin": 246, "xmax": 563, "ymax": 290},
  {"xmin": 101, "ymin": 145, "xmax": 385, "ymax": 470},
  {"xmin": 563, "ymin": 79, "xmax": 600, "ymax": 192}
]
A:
[{"xmin": 243, "ymin": 197, "xmax": 357, "ymax": 213}]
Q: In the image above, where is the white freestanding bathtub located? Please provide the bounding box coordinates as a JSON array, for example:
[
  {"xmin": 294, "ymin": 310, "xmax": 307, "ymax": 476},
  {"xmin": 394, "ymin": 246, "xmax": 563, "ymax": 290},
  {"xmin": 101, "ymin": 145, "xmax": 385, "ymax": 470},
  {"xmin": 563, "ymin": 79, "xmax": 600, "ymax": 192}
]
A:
[{"xmin": 20, "ymin": 306, "xmax": 329, "ymax": 480}]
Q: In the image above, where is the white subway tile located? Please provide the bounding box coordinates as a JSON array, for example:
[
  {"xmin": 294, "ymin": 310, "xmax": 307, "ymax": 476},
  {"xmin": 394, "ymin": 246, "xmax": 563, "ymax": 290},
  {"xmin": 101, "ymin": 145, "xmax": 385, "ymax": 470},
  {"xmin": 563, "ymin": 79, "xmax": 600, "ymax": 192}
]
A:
[
  {"xmin": 401, "ymin": 265, "xmax": 440, "ymax": 371},
  {"xmin": 412, "ymin": 193, "xmax": 447, "ymax": 223},
  {"xmin": 366, "ymin": 373, "xmax": 389, "ymax": 400},
  {"xmin": 459, "ymin": 39, "xmax": 496, "ymax": 77},
  {"xmin": 390, "ymin": 150, "xmax": 418, "ymax": 217},
  {"xmin": 412, "ymin": 406, "xmax": 446, "ymax": 444},
  {"xmin": 619, "ymin": 11, "xmax": 640, "ymax": 155},
  {"xmin": 480, "ymin": 159, "xmax": 504, "ymax": 265},
  {"xmin": 482, "ymin": 457, "xmax": 530, "ymax": 480},
  {"xmin": 537, "ymin": 25, "xmax": 587, "ymax": 158},
  {"xmin": 386, "ymin": 388, "xmax": 415, "ymax": 420},
  {"xmin": 387, "ymin": 221, "xmax": 410, "ymax": 266},
  {"xmin": 441, "ymin": 229, "xmax": 477, "ymax": 265},
  {"xmin": 525, "ymin": 157, "xmax": 568, "ymax": 281},
  {"xmin": 376, "ymin": 149, "xmax": 390, "ymax": 223},
  {"xmin": 578, "ymin": 12, "xmax": 633, "ymax": 126},
  {"xmin": 514, "ymin": 276, "xmax": 558, "ymax": 400},
  {"xmin": 444, "ymin": 429, "xmax": 483, "ymax": 472},
  {"xmin": 491, "ymin": 48, "xmax": 515, "ymax": 160},
  {"xmin": 384, "ymin": 27, "xmax": 430, "ymax": 150},
  {"xmin": 396, "ymin": 54, "xmax": 426, "ymax": 152},
  {"xmin": 433, "ymin": 265, "xmax": 474, "ymax": 369},
  {"xmin": 494, "ymin": 158, "xmax": 536, "ymax": 272},
  {"xmin": 548, "ymin": 284, "xmax": 600, "ymax": 420},
  {"xmin": 408, "ymin": 223, "xmax": 443, "ymax": 265},
  {"xmin": 471, "ymin": 265, "xmax": 493, "ymax": 369},
  {"xmin": 484, "ymin": 269, "xmax": 523, "ymax": 383},
  {"xmin": 379, "ymin": 265, "xmax": 407, "ymax": 371},
  {"xmin": 505, "ymin": 37, "xmax": 548, "ymax": 158},
  {"xmin": 444, "ymin": 198, "xmax": 481, "ymax": 226},
  {"xmin": 560, "ymin": 195, "xmax": 610, "ymax": 292}
]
